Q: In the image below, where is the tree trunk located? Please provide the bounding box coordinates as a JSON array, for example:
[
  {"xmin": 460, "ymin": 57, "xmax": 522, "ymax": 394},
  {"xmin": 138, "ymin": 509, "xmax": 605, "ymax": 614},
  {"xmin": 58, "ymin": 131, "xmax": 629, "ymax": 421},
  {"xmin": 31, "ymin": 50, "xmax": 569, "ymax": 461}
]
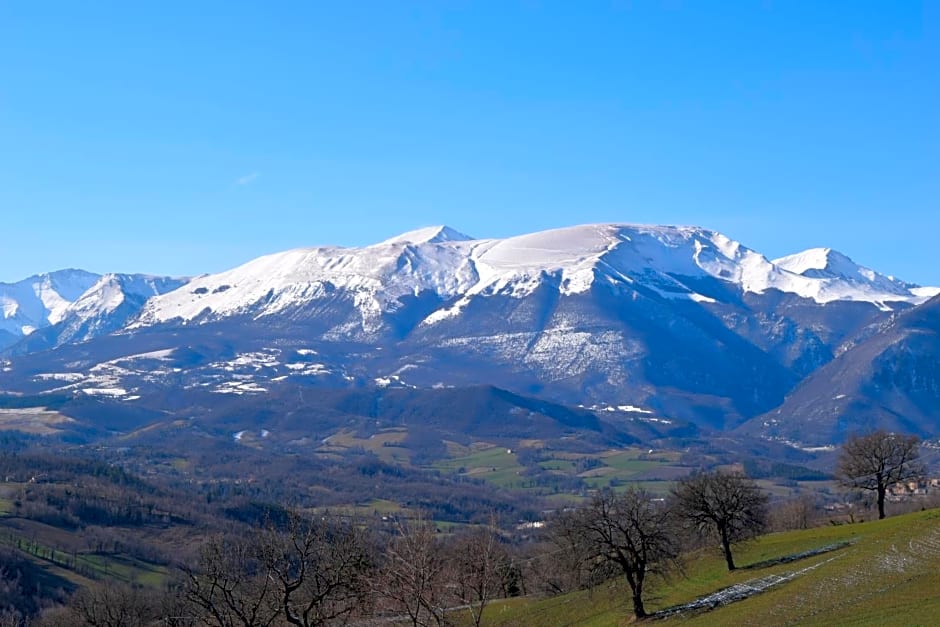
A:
[
  {"xmin": 720, "ymin": 527, "xmax": 736, "ymax": 571},
  {"xmin": 877, "ymin": 486, "xmax": 887, "ymax": 520},
  {"xmin": 631, "ymin": 590, "xmax": 646, "ymax": 619},
  {"xmin": 628, "ymin": 573, "xmax": 646, "ymax": 619}
]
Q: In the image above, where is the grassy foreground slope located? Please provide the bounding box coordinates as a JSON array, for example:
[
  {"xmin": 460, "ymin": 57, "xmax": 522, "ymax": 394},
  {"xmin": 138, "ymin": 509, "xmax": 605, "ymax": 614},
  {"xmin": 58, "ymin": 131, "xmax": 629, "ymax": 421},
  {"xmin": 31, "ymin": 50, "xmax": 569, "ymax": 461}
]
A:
[{"xmin": 483, "ymin": 508, "xmax": 940, "ymax": 626}]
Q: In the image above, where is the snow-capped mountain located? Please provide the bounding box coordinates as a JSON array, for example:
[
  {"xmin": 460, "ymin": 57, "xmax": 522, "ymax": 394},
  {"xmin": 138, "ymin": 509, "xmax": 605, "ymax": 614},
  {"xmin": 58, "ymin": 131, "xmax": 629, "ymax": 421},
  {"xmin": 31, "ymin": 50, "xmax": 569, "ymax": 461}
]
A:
[
  {"xmin": 130, "ymin": 225, "xmax": 480, "ymax": 334},
  {"xmin": 0, "ymin": 269, "xmax": 100, "ymax": 348},
  {"xmin": 773, "ymin": 248, "xmax": 939, "ymax": 308},
  {"xmin": 9, "ymin": 273, "xmax": 189, "ymax": 353},
  {"xmin": 1, "ymin": 271, "xmax": 188, "ymax": 352},
  {"xmin": 64, "ymin": 273, "xmax": 188, "ymax": 334},
  {"xmin": 2, "ymin": 223, "xmax": 938, "ymax": 436},
  {"xmin": 131, "ymin": 224, "xmax": 935, "ymax": 334}
]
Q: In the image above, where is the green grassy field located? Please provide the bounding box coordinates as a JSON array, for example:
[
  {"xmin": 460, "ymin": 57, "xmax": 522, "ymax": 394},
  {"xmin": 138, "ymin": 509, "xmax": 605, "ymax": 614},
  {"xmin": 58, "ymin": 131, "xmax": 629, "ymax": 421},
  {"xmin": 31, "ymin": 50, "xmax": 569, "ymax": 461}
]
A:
[
  {"xmin": 0, "ymin": 522, "xmax": 170, "ymax": 587},
  {"xmin": 74, "ymin": 553, "xmax": 169, "ymax": 586},
  {"xmin": 480, "ymin": 508, "xmax": 940, "ymax": 626},
  {"xmin": 319, "ymin": 431, "xmax": 694, "ymax": 497},
  {"xmin": 561, "ymin": 449, "xmax": 684, "ymax": 494},
  {"xmin": 434, "ymin": 445, "xmax": 528, "ymax": 489},
  {"xmin": 316, "ymin": 427, "xmax": 418, "ymax": 464}
]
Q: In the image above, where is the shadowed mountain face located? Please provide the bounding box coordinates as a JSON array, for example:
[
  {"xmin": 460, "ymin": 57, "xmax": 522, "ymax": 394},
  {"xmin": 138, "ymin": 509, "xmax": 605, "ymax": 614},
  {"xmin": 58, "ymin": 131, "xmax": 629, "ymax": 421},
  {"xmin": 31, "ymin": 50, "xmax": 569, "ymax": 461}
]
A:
[
  {"xmin": 0, "ymin": 224, "xmax": 937, "ymax": 442},
  {"xmin": 739, "ymin": 295, "xmax": 940, "ymax": 445}
]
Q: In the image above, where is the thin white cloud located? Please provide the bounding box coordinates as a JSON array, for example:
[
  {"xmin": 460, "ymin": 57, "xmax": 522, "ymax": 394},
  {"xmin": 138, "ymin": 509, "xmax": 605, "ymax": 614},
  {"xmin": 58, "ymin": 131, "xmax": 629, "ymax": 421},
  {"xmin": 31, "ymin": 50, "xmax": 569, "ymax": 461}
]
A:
[{"xmin": 236, "ymin": 172, "xmax": 260, "ymax": 186}]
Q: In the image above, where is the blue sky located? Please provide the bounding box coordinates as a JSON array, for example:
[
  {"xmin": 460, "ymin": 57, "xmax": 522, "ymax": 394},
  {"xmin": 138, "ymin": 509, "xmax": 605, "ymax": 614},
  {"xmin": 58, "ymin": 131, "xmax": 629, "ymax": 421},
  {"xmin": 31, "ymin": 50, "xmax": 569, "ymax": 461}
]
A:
[{"xmin": 1, "ymin": 1, "xmax": 937, "ymax": 284}]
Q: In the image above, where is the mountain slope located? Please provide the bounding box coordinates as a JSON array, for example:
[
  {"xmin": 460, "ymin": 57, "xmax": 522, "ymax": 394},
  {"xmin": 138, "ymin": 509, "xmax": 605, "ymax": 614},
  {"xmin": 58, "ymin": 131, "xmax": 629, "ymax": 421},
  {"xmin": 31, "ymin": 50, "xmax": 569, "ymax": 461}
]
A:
[
  {"xmin": 129, "ymin": 234, "xmax": 480, "ymax": 338},
  {"xmin": 740, "ymin": 294, "xmax": 940, "ymax": 445},
  {"xmin": 0, "ymin": 269, "xmax": 101, "ymax": 346},
  {"xmin": 9, "ymin": 273, "xmax": 189, "ymax": 353},
  {"xmin": 485, "ymin": 509, "xmax": 940, "ymax": 626}
]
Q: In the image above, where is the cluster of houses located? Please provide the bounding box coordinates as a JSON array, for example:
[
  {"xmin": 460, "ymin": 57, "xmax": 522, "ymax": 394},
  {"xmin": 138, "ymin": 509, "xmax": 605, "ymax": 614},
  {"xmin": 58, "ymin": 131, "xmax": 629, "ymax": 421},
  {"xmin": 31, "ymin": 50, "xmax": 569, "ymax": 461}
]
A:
[{"xmin": 887, "ymin": 478, "xmax": 940, "ymax": 501}]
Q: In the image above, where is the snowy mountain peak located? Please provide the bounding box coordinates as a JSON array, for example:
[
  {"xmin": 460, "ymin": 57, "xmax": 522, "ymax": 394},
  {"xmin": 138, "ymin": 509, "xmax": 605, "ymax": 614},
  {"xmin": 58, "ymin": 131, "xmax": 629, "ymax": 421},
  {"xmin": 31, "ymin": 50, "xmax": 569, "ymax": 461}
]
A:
[
  {"xmin": 451, "ymin": 223, "xmax": 778, "ymax": 304},
  {"xmin": 0, "ymin": 269, "xmax": 101, "ymax": 342},
  {"xmin": 68, "ymin": 273, "xmax": 189, "ymax": 318},
  {"xmin": 130, "ymin": 235, "xmax": 481, "ymax": 331},
  {"xmin": 375, "ymin": 225, "xmax": 473, "ymax": 247},
  {"xmin": 772, "ymin": 247, "xmax": 918, "ymax": 299},
  {"xmin": 2, "ymin": 272, "xmax": 191, "ymax": 352},
  {"xmin": 774, "ymin": 248, "xmax": 862, "ymax": 279}
]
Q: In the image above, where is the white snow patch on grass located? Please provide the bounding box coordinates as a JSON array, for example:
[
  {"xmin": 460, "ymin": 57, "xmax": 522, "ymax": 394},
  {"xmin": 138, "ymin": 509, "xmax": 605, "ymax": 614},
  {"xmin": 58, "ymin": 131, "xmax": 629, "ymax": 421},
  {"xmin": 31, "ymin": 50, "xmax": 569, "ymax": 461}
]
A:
[
  {"xmin": 584, "ymin": 403, "xmax": 654, "ymax": 414},
  {"xmin": 214, "ymin": 381, "xmax": 268, "ymax": 394},
  {"xmin": 81, "ymin": 387, "xmax": 127, "ymax": 397},
  {"xmin": 117, "ymin": 349, "xmax": 176, "ymax": 361},
  {"xmin": 34, "ymin": 373, "xmax": 85, "ymax": 382}
]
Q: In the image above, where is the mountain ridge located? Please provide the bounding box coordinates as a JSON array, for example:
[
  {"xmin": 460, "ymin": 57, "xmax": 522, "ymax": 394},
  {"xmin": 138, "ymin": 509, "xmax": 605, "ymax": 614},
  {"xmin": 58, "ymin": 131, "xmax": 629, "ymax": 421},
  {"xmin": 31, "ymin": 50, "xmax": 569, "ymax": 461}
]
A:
[
  {"xmin": 5, "ymin": 225, "xmax": 937, "ymax": 340},
  {"xmin": 2, "ymin": 223, "xmax": 938, "ymax": 445},
  {"xmin": 126, "ymin": 223, "xmax": 938, "ymax": 334}
]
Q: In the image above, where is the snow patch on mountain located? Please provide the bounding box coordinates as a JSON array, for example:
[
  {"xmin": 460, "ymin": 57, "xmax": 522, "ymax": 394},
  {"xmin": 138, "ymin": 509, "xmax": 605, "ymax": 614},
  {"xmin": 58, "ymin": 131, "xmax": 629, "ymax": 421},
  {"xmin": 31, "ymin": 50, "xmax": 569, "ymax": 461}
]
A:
[
  {"xmin": 118, "ymin": 349, "xmax": 177, "ymax": 362},
  {"xmin": 215, "ymin": 381, "xmax": 268, "ymax": 395},
  {"xmin": 912, "ymin": 287, "xmax": 940, "ymax": 299},
  {"xmin": 81, "ymin": 387, "xmax": 128, "ymax": 397}
]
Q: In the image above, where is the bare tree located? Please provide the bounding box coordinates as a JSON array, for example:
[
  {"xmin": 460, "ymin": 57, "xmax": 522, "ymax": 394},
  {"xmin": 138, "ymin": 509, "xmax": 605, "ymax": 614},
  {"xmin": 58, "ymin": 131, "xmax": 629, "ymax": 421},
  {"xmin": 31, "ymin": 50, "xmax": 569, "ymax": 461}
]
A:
[
  {"xmin": 67, "ymin": 583, "xmax": 157, "ymax": 627},
  {"xmin": 184, "ymin": 534, "xmax": 281, "ymax": 627},
  {"xmin": 529, "ymin": 512, "xmax": 597, "ymax": 595},
  {"xmin": 185, "ymin": 513, "xmax": 374, "ymax": 627},
  {"xmin": 837, "ymin": 430, "xmax": 924, "ymax": 520},
  {"xmin": 672, "ymin": 470, "xmax": 768, "ymax": 571},
  {"xmin": 158, "ymin": 584, "xmax": 201, "ymax": 627},
  {"xmin": 769, "ymin": 494, "xmax": 817, "ymax": 532},
  {"xmin": 447, "ymin": 523, "xmax": 510, "ymax": 627},
  {"xmin": 558, "ymin": 487, "xmax": 679, "ymax": 619},
  {"xmin": 375, "ymin": 517, "xmax": 450, "ymax": 627},
  {"xmin": 255, "ymin": 512, "xmax": 374, "ymax": 626}
]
